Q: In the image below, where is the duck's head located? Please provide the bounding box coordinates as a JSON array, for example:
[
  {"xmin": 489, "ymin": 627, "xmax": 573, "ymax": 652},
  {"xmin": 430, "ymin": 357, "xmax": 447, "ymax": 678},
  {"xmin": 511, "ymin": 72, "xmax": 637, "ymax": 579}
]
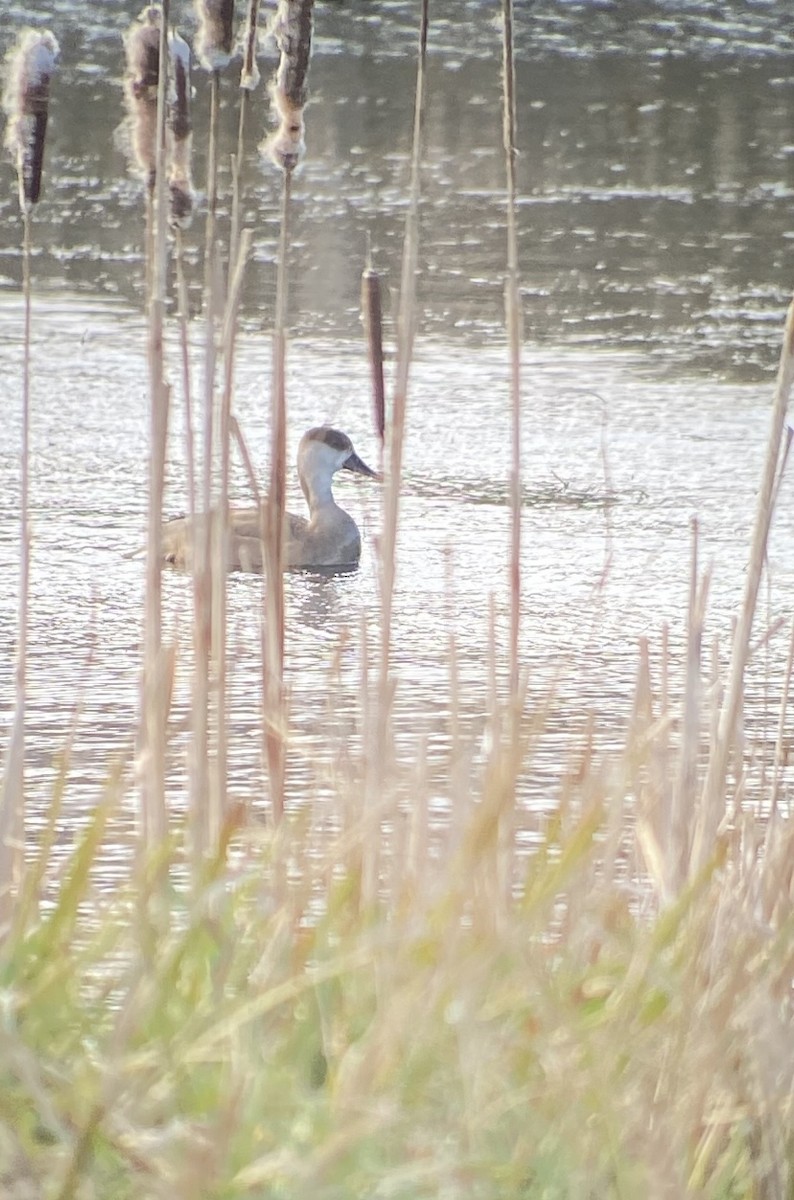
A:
[{"xmin": 298, "ymin": 426, "xmax": 379, "ymax": 501}]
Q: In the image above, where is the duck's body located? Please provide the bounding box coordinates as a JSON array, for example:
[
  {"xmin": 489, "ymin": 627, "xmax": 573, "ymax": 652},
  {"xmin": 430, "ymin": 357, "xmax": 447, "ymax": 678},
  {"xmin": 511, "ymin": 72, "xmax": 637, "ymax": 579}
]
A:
[{"xmin": 162, "ymin": 426, "xmax": 378, "ymax": 573}]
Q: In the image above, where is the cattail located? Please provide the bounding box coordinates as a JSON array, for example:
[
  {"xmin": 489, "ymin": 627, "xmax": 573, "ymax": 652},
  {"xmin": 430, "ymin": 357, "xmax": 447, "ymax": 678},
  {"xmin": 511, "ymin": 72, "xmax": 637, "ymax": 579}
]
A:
[
  {"xmin": 2, "ymin": 29, "xmax": 59, "ymax": 213},
  {"xmin": 239, "ymin": 0, "xmax": 261, "ymax": 91},
  {"xmin": 123, "ymin": 5, "xmax": 162, "ymax": 191},
  {"xmin": 229, "ymin": 0, "xmax": 262, "ymax": 263},
  {"xmin": 194, "ymin": 0, "xmax": 236, "ymax": 72},
  {"xmin": 168, "ymin": 30, "xmax": 194, "ymax": 227},
  {"xmin": 261, "ymin": 0, "xmax": 314, "ymax": 172},
  {"xmin": 361, "ymin": 263, "xmax": 386, "ymax": 448}
]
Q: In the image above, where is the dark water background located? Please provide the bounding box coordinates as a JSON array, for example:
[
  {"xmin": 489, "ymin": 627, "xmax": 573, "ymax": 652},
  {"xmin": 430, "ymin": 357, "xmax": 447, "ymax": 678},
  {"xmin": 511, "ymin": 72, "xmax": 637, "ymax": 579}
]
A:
[{"xmin": 2, "ymin": 1, "xmax": 794, "ymax": 373}]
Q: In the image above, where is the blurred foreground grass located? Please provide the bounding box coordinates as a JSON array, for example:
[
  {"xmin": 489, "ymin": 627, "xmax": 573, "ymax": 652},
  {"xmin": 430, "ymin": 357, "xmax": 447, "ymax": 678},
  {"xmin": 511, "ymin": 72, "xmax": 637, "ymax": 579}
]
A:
[{"xmin": 1, "ymin": 686, "xmax": 791, "ymax": 1200}]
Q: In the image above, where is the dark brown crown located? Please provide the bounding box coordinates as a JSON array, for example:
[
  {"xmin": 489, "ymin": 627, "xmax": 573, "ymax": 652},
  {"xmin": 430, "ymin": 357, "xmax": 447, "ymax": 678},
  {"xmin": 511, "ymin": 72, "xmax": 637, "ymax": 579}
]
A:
[{"xmin": 304, "ymin": 426, "xmax": 353, "ymax": 455}]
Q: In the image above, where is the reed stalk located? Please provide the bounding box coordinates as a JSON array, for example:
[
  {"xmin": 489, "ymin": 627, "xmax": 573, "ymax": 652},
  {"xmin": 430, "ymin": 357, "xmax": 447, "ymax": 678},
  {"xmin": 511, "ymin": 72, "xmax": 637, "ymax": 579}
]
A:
[
  {"xmin": 501, "ymin": 0, "xmax": 521, "ymax": 705},
  {"xmin": 380, "ymin": 0, "xmax": 427, "ymax": 660},
  {"xmin": 670, "ymin": 520, "xmax": 705, "ymax": 890},
  {"xmin": 371, "ymin": 2, "xmax": 431, "ymax": 883},
  {"xmin": 140, "ymin": 0, "xmax": 171, "ymax": 852},
  {"xmin": 264, "ymin": 173, "xmax": 291, "ymax": 822},
  {"xmin": 195, "ymin": 0, "xmax": 235, "ymax": 289},
  {"xmin": 192, "ymin": 0, "xmax": 236, "ymax": 865},
  {"xmin": 0, "ymin": 28, "xmax": 59, "ymax": 926},
  {"xmin": 260, "ymin": 0, "xmax": 314, "ymax": 822},
  {"xmin": 230, "ymin": 0, "xmax": 262, "ymax": 271},
  {"xmin": 167, "ymin": 32, "xmax": 195, "ymax": 524},
  {"xmin": 174, "ymin": 244, "xmax": 196, "ymax": 521},
  {"xmin": 210, "ymin": 229, "xmax": 252, "ymax": 844},
  {"xmin": 194, "ymin": 250, "xmax": 222, "ymax": 866},
  {"xmin": 698, "ymin": 297, "xmax": 794, "ymax": 863}
]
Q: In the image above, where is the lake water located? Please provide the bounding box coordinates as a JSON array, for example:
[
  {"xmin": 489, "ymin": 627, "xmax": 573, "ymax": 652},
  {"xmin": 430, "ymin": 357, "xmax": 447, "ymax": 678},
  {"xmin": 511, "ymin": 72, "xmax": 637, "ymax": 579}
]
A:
[{"xmin": 2, "ymin": 1, "xmax": 794, "ymax": 847}]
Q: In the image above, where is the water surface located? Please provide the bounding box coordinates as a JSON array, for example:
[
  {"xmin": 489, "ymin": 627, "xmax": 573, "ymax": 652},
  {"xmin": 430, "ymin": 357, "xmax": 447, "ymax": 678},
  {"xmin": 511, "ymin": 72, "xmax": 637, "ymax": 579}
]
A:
[{"xmin": 1, "ymin": 1, "xmax": 794, "ymax": 842}]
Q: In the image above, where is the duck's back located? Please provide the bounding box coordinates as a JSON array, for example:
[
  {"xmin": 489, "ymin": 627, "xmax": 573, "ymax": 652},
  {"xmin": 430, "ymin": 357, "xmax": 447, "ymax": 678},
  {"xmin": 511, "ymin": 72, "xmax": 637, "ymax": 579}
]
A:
[{"xmin": 162, "ymin": 503, "xmax": 361, "ymax": 572}]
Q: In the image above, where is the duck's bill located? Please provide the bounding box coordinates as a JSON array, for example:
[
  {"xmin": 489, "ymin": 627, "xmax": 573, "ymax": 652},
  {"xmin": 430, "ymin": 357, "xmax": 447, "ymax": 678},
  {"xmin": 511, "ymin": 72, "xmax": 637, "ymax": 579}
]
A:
[{"xmin": 343, "ymin": 450, "xmax": 381, "ymax": 480}]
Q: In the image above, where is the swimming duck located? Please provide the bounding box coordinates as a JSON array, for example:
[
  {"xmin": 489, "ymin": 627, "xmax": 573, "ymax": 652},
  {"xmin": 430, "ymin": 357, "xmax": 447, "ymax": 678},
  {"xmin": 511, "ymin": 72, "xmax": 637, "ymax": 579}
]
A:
[{"xmin": 162, "ymin": 426, "xmax": 379, "ymax": 572}]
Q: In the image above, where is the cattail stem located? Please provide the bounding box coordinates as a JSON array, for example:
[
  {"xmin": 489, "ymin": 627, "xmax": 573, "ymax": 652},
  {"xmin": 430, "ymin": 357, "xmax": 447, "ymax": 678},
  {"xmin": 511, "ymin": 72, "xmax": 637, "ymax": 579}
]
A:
[
  {"xmin": 264, "ymin": 172, "xmax": 292, "ymax": 823},
  {"xmin": 0, "ymin": 213, "xmax": 35, "ymax": 915},
  {"xmin": 501, "ymin": 0, "xmax": 521, "ymax": 705},
  {"xmin": 190, "ymin": 0, "xmax": 235, "ymax": 871},
  {"xmin": 19, "ymin": 208, "xmax": 32, "ymax": 737},
  {"xmin": 175, "ymin": 233, "xmax": 196, "ymax": 523},
  {"xmin": 196, "ymin": 69, "xmax": 221, "ymax": 856},
  {"xmin": 193, "ymin": 250, "xmax": 223, "ymax": 871},
  {"xmin": 205, "ymin": 69, "xmax": 222, "ymax": 301},
  {"xmin": 259, "ymin": 0, "xmax": 314, "ymax": 821},
  {"xmin": 0, "ymin": 27, "xmax": 59, "ymax": 925},
  {"xmin": 229, "ymin": 94, "xmax": 249, "ymax": 273},
  {"xmin": 230, "ymin": 0, "xmax": 261, "ymax": 268},
  {"xmin": 377, "ymin": 0, "xmax": 428, "ymax": 776},
  {"xmin": 140, "ymin": 0, "xmax": 171, "ymax": 855},
  {"xmin": 212, "ymin": 230, "xmax": 252, "ymax": 840}
]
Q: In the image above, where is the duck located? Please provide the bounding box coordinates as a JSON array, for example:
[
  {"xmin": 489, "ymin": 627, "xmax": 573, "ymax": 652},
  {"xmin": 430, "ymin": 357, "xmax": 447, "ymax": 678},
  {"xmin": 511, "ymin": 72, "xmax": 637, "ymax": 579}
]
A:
[{"xmin": 162, "ymin": 426, "xmax": 379, "ymax": 573}]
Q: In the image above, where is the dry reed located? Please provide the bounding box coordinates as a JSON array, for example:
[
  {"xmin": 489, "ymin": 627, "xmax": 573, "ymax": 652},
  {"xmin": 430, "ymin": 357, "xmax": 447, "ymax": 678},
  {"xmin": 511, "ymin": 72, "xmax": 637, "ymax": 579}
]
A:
[
  {"xmin": 139, "ymin": 0, "xmax": 172, "ymax": 855},
  {"xmin": 0, "ymin": 27, "xmax": 59, "ymax": 927},
  {"xmin": 191, "ymin": 0, "xmax": 236, "ymax": 869},
  {"xmin": 371, "ymin": 0, "xmax": 428, "ymax": 892},
  {"xmin": 169, "ymin": 28, "xmax": 197, "ymax": 524},
  {"xmin": 501, "ymin": 0, "xmax": 521, "ymax": 704},
  {"xmin": 230, "ymin": 0, "xmax": 262, "ymax": 269},
  {"xmin": 698, "ymin": 296, "xmax": 794, "ymax": 864},
  {"xmin": 379, "ymin": 0, "xmax": 427, "ymax": 668},
  {"xmin": 195, "ymin": 0, "xmax": 235, "ymax": 261},
  {"xmin": 260, "ymin": 0, "xmax": 315, "ymax": 822}
]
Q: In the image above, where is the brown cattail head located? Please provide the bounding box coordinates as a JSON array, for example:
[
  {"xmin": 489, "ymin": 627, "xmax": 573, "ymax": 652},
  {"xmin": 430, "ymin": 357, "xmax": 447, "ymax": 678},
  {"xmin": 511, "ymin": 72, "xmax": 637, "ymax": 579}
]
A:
[
  {"xmin": 271, "ymin": 0, "xmax": 313, "ymax": 109},
  {"xmin": 361, "ymin": 265, "xmax": 386, "ymax": 445},
  {"xmin": 239, "ymin": 0, "xmax": 261, "ymax": 91},
  {"xmin": 2, "ymin": 29, "xmax": 60, "ymax": 213},
  {"xmin": 168, "ymin": 30, "xmax": 194, "ymax": 227},
  {"xmin": 194, "ymin": 0, "xmax": 236, "ymax": 72},
  {"xmin": 123, "ymin": 5, "xmax": 162, "ymax": 192},
  {"xmin": 260, "ymin": 0, "xmax": 313, "ymax": 173},
  {"xmin": 264, "ymin": 86, "xmax": 304, "ymax": 171}
]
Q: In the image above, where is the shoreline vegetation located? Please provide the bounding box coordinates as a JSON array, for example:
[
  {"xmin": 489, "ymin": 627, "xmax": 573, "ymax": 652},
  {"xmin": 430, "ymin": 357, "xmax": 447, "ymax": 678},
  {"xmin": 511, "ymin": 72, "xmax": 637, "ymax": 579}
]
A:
[{"xmin": 1, "ymin": 3, "xmax": 793, "ymax": 1197}]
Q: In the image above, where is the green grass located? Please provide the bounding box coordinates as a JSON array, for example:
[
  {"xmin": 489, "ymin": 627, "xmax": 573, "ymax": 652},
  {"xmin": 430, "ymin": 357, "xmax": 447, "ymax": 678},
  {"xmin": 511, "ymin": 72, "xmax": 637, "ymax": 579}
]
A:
[{"xmin": 0, "ymin": 722, "xmax": 791, "ymax": 1198}]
